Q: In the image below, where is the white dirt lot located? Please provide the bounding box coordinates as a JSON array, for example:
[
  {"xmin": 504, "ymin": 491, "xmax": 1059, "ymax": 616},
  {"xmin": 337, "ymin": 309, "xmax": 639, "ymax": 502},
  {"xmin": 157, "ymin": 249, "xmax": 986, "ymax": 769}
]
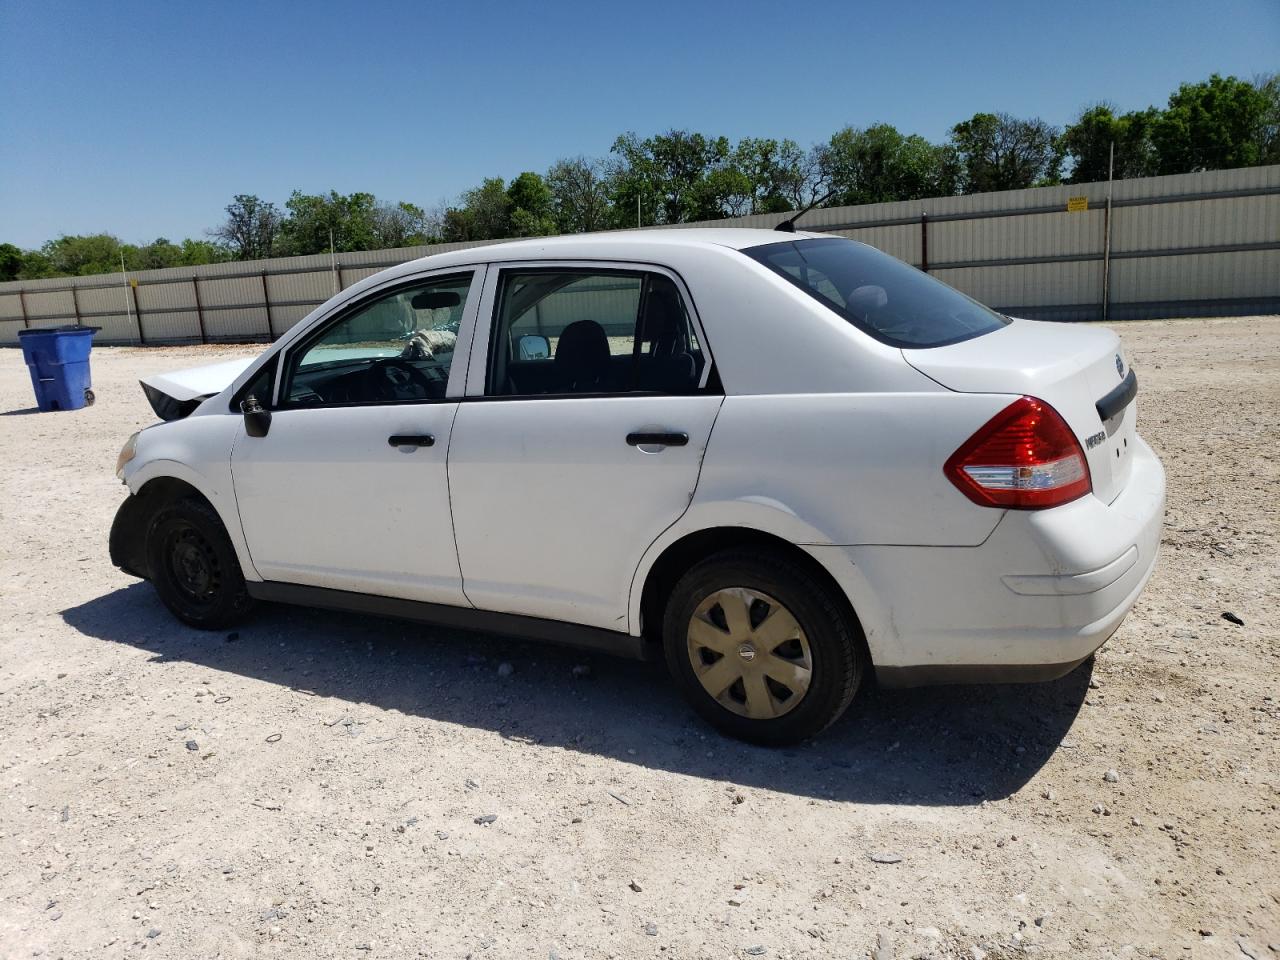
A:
[{"xmin": 1, "ymin": 317, "xmax": 1277, "ymax": 960}]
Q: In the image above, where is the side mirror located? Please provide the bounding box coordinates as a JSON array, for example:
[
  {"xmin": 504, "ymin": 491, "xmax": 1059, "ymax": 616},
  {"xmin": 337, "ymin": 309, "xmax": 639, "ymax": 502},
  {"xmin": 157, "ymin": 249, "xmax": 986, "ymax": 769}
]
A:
[
  {"xmin": 517, "ymin": 334, "xmax": 551, "ymax": 360},
  {"xmin": 241, "ymin": 396, "xmax": 272, "ymax": 438}
]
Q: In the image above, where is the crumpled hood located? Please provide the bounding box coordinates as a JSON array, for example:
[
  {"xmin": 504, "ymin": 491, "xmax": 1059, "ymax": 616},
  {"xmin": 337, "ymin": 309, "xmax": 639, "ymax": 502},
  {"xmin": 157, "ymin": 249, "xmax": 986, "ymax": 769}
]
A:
[{"xmin": 140, "ymin": 356, "xmax": 256, "ymax": 420}]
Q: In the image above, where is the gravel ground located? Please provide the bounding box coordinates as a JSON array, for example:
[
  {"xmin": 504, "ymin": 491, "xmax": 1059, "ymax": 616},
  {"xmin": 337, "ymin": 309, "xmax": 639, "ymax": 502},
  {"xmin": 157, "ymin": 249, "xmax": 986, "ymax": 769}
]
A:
[{"xmin": 1, "ymin": 317, "xmax": 1277, "ymax": 960}]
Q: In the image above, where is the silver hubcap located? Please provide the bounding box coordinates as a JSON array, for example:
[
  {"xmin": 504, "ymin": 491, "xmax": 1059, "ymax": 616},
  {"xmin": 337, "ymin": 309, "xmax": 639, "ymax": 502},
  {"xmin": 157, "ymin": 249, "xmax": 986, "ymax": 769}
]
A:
[{"xmin": 686, "ymin": 587, "xmax": 813, "ymax": 720}]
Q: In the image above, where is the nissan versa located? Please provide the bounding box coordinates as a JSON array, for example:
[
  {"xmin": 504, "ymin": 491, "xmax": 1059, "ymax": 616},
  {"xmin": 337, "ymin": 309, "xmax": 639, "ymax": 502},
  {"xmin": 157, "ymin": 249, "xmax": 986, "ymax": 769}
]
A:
[{"xmin": 110, "ymin": 228, "xmax": 1165, "ymax": 744}]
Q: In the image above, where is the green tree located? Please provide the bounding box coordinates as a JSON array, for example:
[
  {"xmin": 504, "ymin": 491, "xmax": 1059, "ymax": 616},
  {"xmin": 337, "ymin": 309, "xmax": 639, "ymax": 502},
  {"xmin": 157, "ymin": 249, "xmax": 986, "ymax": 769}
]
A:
[
  {"xmin": 819, "ymin": 124, "xmax": 957, "ymax": 204},
  {"xmin": 442, "ymin": 178, "xmax": 512, "ymax": 242},
  {"xmin": 608, "ymin": 130, "xmax": 735, "ymax": 225},
  {"xmin": 39, "ymin": 234, "xmax": 127, "ymax": 276},
  {"xmin": 371, "ymin": 201, "xmax": 433, "ymax": 247},
  {"xmin": 1152, "ymin": 73, "xmax": 1271, "ymax": 173},
  {"xmin": 1258, "ymin": 72, "xmax": 1280, "ymax": 163},
  {"xmin": 948, "ymin": 112, "xmax": 1063, "ymax": 193},
  {"xmin": 130, "ymin": 238, "xmax": 185, "ymax": 270},
  {"xmin": 0, "ymin": 243, "xmax": 23, "ymax": 282},
  {"xmin": 726, "ymin": 137, "xmax": 820, "ymax": 214},
  {"xmin": 1062, "ymin": 104, "xmax": 1161, "ymax": 183},
  {"xmin": 178, "ymin": 238, "xmax": 231, "ymax": 266},
  {"xmin": 506, "ymin": 172, "xmax": 557, "ymax": 236},
  {"xmin": 210, "ymin": 194, "xmax": 282, "ymax": 260},
  {"xmin": 278, "ymin": 190, "xmax": 381, "ymax": 255},
  {"xmin": 546, "ymin": 156, "xmax": 612, "ymax": 233}
]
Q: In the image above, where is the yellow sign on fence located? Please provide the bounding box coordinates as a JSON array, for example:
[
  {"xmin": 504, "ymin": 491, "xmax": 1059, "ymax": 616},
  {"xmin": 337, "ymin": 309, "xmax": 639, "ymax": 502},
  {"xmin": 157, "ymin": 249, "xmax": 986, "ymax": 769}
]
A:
[{"xmin": 1066, "ymin": 196, "xmax": 1089, "ymax": 213}]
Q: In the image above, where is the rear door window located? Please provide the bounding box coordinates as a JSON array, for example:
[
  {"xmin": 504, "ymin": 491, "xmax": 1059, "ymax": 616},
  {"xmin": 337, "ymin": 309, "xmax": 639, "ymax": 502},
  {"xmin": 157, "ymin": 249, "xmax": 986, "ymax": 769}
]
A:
[
  {"xmin": 743, "ymin": 237, "xmax": 1009, "ymax": 349},
  {"xmin": 486, "ymin": 269, "xmax": 707, "ymax": 396}
]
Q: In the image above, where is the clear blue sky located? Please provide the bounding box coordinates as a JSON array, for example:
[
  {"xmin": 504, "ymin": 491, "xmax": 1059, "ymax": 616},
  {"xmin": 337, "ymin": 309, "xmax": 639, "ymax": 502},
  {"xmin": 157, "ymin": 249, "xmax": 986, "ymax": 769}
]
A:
[{"xmin": 1, "ymin": 0, "xmax": 1276, "ymax": 248}]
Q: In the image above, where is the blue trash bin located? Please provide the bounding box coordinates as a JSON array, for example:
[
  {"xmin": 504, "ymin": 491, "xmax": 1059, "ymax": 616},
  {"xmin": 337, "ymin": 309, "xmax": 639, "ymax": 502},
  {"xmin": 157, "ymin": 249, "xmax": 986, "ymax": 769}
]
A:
[{"xmin": 17, "ymin": 325, "xmax": 101, "ymax": 411}]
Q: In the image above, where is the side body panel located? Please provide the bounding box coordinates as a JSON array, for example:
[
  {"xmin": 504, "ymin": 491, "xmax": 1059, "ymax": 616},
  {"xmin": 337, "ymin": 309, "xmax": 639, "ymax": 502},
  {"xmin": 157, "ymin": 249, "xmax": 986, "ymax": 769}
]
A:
[
  {"xmin": 125, "ymin": 414, "xmax": 260, "ymax": 580},
  {"xmin": 229, "ymin": 403, "xmax": 466, "ymax": 603},
  {"xmin": 449, "ymin": 395, "xmax": 722, "ymax": 630}
]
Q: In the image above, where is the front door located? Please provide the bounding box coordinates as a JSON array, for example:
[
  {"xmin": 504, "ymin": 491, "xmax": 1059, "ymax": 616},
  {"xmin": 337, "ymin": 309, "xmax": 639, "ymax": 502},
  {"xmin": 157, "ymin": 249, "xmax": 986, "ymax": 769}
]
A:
[
  {"xmin": 230, "ymin": 269, "xmax": 480, "ymax": 605},
  {"xmin": 448, "ymin": 265, "xmax": 723, "ymax": 631}
]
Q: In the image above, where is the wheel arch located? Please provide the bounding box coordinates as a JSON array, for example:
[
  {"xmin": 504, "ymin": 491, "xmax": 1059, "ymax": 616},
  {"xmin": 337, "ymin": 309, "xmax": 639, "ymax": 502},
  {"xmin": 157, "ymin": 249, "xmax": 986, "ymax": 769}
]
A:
[
  {"xmin": 115, "ymin": 459, "xmax": 259, "ymax": 583},
  {"xmin": 636, "ymin": 525, "xmax": 873, "ymax": 670}
]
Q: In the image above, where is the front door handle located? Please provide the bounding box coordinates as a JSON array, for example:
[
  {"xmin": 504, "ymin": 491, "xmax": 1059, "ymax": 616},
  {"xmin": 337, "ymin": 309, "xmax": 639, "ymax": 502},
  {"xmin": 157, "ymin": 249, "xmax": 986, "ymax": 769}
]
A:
[
  {"xmin": 388, "ymin": 434, "xmax": 435, "ymax": 448},
  {"xmin": 626, "ymin": 431, "xmax": 688, "ymax": 447}
]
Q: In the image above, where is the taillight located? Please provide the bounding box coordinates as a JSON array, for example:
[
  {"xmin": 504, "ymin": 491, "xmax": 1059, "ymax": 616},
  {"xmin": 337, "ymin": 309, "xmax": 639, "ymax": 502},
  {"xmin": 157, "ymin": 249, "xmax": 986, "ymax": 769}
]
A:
[{"xmin": 944, "ymin": 396, "xmax": 1091, "ymax": 509}]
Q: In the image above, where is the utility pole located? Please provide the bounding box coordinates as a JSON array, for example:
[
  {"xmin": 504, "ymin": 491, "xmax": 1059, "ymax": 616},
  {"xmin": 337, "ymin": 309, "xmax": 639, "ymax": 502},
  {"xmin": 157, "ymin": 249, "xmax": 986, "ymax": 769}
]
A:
[
  {"xmin": 1102, "ymin": 141, "xmax": 1114, "ymax": 323},
  {"xmin": 329, "ymin": 227, "xmax": 339, "ymax": 295}
]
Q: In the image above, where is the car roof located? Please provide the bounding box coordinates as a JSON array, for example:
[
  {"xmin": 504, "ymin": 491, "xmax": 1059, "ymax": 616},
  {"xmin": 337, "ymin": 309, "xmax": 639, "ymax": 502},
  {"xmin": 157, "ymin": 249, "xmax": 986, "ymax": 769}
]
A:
[{"xmin": 394, "ymin": 227, "xmax": 829, "ymax": 273}]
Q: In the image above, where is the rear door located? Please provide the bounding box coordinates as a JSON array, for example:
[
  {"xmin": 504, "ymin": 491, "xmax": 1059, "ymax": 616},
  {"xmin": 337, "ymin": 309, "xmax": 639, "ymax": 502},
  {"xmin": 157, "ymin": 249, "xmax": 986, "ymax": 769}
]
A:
[{"xmin": 448, "ymin": 262, "xmax": 722, "ymax": 631}]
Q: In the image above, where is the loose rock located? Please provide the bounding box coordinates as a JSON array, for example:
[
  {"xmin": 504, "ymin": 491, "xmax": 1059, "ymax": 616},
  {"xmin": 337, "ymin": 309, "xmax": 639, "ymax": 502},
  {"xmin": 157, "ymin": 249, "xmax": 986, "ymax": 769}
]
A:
[{"xmin": 497, "ymin": 662, "xmax": 515, "ymax": 678}]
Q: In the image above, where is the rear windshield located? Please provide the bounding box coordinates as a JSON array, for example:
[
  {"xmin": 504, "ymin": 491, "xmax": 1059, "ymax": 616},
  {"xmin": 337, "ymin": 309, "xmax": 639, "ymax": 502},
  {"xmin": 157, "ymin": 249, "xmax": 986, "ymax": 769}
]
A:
[{"xmin": 743, "ymin": 237, "xmax": 1009, "ymax": 348}]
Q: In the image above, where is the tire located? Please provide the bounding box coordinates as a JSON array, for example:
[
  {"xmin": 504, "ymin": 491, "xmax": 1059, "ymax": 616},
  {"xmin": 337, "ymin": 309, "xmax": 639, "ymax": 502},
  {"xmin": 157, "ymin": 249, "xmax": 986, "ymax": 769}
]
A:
[
  {"xmin": 145, "ymin": 496, "xmax": 254, "ymax": 629},
  {"xmin": 662, "ymin": 549, "xmax": 865, "ymax": 745}
]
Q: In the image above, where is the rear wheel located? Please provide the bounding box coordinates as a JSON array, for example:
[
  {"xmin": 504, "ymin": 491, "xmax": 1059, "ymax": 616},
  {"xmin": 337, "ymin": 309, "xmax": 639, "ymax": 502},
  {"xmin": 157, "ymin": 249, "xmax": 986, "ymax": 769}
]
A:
[
  {"xmin": 145, "ymin": 497, "xmax": 254, "ymax": 629},
  {"xmin": 662, "ymin": 549, "xmax": 865, "ymax": 745}
]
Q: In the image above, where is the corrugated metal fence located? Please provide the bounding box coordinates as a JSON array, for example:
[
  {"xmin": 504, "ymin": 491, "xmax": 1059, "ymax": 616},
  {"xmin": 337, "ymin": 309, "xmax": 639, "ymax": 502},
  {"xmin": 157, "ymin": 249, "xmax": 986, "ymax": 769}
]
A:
[{"xmin": 2, "ymin": 165, "xmax": 1276, "ymax": 346}]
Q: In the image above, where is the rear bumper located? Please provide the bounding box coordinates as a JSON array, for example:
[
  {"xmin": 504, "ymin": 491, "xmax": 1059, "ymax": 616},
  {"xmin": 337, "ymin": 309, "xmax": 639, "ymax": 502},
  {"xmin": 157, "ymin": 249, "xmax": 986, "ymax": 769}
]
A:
[{"xmin": 808, "ymin": 435, "xmax": 1166, "ymax": 686}]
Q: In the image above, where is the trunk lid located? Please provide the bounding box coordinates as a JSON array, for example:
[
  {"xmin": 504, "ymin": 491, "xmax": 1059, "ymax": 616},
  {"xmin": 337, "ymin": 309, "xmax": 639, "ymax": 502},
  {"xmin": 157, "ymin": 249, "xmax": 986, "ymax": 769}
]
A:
[{"xmin": 903, "ymin": 318, "xmax": 1137, "ymax": 505}]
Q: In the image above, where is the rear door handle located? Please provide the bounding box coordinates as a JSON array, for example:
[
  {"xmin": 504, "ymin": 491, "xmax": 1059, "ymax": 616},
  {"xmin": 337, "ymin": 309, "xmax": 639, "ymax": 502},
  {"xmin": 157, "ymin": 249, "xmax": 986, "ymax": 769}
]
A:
[
  {"xmin": 388, "ymin": 434, "xmax": 435, "ymax": 447},
  {"xmin": 626, "ymin": 431, "xmax": 688, "ymax": 447}
]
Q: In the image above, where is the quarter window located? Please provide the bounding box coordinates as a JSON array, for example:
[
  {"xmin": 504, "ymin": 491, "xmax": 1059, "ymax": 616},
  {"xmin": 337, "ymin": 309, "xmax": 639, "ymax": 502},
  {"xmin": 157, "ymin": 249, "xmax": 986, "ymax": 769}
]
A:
[
  {"xmin": 487, "ymin": 270, "xmax": 705, "ymax": 397},
  {"xmin": 283, "ymin": 273, "xmax": 473, "ymax": 406}
]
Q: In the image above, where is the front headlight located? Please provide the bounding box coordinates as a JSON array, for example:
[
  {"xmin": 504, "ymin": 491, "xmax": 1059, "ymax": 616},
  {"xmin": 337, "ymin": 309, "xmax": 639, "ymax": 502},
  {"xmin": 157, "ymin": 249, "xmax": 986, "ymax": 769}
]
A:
[{"xmin": 115, "ymin": 431, "xmax": 139, "ymax": 479}]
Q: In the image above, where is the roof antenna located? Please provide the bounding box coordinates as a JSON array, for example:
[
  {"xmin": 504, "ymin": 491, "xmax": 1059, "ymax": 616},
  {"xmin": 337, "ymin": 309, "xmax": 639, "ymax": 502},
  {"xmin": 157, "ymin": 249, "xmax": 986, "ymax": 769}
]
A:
[{"xmin": 774, "ymin": 188, "xmax": 837, "ymax": 233}]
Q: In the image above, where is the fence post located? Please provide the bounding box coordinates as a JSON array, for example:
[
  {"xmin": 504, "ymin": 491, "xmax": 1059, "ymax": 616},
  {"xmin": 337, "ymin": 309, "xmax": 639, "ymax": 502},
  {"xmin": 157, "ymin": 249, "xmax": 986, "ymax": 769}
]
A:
[
  {"xmin": 191, "ymin": 277, "xmax": 207, "ymax": 344},
  {"xmin": 920, "ymin": 212, "xmax": 929, "ymax": 272},
  {"xmin": 336, "ymin": 262, "xmax": 345, "ymax": 291},
  {"xmin": 260, "ymin": 271, "xmax": 273, "ymax": 339},
  {"xmin": 70, "ymin": 285, "xmax": 82, "ymax": 326},
  {"xmin": 18, "ymin": 289, "xmax": 30, "ymax": 328}
]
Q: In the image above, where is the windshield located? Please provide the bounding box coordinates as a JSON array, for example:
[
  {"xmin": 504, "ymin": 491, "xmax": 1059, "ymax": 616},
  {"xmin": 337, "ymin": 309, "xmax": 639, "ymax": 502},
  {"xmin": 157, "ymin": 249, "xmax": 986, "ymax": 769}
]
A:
[{"xmin": 743, "ymin": 237, "xmax": 1010, "ymax": 349}]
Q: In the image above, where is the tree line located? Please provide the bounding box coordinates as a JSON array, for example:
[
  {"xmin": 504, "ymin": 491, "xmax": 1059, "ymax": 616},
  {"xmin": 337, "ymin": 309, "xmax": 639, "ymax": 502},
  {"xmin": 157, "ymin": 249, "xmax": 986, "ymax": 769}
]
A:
[{"xmin": 3, "ymin": 72, "xmax": 1275, "ymax": 282}]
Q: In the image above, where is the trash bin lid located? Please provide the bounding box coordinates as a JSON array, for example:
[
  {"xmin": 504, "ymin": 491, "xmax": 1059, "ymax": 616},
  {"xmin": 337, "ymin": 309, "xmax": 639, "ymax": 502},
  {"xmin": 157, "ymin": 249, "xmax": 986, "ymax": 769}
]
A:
[{"xmin": 17, "ymin": 325, "xmax": 101, "ymax": 336}]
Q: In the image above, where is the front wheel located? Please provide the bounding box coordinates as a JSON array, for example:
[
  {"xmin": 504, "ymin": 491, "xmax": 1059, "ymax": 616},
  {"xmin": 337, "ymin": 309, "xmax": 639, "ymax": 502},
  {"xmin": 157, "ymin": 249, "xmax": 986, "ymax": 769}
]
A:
[
  {"xmin": 663, "ymin": 549, "xmax": 865, "ymax": 746},
  {"xmin": 145, "ymin": 497, "xmax": 254, "ymax": 629}
]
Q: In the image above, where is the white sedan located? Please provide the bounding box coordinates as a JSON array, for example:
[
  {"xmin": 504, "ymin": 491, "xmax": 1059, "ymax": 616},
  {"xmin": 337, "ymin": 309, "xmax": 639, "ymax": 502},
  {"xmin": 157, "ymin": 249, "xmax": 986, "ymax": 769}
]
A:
[{"xmin": 110, "ymin": 228, "xmax": 1165, "ymax": 744}]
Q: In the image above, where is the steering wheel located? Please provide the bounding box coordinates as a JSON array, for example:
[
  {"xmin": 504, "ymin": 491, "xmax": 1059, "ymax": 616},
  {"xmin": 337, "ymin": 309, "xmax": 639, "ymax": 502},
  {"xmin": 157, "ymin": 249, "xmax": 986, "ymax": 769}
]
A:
[{"xmin": 363, "ymin": 358, "xmax": 434, "ymax": 402}]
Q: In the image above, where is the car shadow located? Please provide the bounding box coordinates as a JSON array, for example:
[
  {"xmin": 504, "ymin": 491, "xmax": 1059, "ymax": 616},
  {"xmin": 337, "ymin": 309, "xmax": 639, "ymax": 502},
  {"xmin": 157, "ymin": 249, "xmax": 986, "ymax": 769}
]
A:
[{"xmin": 62, "ymin": 583, "xmax": 1091, "ymax": 806}]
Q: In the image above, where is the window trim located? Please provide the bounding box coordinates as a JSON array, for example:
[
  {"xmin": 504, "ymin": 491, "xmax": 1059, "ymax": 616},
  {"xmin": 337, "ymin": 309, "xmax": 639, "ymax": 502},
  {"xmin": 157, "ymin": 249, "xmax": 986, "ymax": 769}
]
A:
[
  {"xmin": 272, "ymin": 268, "xmax": 482, "ymax": 411},
  {"xmin": 467, "ymin": 259, "xmax": 719, "ymax": 400}
]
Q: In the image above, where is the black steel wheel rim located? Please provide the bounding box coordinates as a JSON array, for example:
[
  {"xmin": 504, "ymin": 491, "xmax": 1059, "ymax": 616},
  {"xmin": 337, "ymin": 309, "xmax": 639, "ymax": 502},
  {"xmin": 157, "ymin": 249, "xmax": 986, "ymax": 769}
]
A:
[{"xmin": 166, "ymin": 523, "xmax": 221, "ymax": 605}]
